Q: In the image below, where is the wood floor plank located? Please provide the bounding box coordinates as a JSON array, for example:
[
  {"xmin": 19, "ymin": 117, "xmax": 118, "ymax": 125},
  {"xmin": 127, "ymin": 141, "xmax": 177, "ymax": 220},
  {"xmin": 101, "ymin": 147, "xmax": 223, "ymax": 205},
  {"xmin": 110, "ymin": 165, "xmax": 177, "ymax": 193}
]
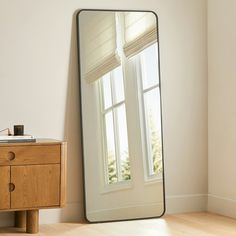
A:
[{"xmin": 1, "ymin": 212, "xmax": 236, "ymax": 235}]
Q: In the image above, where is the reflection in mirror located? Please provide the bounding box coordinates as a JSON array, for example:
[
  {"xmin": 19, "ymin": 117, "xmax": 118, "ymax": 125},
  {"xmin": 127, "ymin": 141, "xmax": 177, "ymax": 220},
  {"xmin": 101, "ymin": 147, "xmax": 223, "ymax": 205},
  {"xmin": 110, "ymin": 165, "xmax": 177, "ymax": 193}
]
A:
[{"xmin": 77, "ymin": 10, "xmax": 165, "ymax": 222}]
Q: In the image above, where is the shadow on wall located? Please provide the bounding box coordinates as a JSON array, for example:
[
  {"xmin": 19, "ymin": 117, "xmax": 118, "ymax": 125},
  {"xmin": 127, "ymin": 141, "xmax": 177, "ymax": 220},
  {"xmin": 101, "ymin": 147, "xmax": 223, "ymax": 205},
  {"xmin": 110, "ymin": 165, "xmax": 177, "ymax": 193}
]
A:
[
  {"xmin": 61, "ymin": 10, "xmax": 84, "ymax": 222},
  {"xmin": 0, "ymin": 213, "xmax": 14, "ymax": 227}
]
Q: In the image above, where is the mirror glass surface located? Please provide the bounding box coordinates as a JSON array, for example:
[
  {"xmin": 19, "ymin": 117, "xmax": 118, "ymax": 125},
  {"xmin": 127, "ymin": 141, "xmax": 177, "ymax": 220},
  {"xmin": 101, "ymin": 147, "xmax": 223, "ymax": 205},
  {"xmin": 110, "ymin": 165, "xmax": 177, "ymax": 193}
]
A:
[{"xmin": 77, "ymin": 10, "xmax": 165, "ymax": 222}]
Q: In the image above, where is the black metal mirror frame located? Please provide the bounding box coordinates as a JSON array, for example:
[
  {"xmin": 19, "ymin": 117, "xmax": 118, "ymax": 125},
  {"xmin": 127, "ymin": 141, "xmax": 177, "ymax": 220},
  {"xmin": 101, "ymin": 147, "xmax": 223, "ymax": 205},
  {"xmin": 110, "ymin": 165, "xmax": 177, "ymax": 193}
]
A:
[{"xmin": 76, "ymin": 8, "xmax": 166, "ymax": 223}]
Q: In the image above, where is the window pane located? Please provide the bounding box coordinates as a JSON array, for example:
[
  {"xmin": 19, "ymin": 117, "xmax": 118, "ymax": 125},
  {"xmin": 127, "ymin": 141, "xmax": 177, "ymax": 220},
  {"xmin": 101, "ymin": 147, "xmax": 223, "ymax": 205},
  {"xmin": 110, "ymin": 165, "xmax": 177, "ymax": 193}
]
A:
[
  {"xmin": 102, "ymin": 73, "xmax": 112, "ymax": 110},
  {"xmin": 113, "ymin": 66, "xmax": 125, "ymax": 104},
  {"xmin": 144, "ymin": 88, "xmax": 162, "ymax": 175},
  {"xmin": 116, "ymin": 104, "xmax": 131, "ymax": 181},
  {"xmin": 140, "ymin": 43, "xmax": 159, "ymax": 90},
  {"xmin": 105, "ymin": 111, "xmax": 118, "ymax": 184}
]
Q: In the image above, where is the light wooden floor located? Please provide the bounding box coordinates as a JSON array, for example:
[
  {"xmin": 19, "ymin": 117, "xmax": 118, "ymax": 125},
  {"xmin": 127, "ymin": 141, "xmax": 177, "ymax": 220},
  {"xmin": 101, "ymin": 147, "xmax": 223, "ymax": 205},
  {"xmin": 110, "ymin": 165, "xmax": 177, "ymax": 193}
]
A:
[{"xmin": 1, "ymin": 212, "xmax": 236, "ymax": 235}]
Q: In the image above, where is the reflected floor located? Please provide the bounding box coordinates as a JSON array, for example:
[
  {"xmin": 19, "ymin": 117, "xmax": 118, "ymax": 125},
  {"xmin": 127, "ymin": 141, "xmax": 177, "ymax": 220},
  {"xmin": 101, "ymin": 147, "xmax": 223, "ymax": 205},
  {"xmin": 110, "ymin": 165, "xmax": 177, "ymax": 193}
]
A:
[{"xmin": 1, "ymin": 212, "xmax": 236, "ymax": 236}]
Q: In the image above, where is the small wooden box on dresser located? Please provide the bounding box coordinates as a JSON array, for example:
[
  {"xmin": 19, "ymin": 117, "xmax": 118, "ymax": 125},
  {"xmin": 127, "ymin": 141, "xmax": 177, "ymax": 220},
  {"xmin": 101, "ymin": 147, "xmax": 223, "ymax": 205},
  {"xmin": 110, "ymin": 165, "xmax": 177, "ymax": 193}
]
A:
[{"xmin": 0, "ymin": 139, "xmax": 67, "ymax": 234}]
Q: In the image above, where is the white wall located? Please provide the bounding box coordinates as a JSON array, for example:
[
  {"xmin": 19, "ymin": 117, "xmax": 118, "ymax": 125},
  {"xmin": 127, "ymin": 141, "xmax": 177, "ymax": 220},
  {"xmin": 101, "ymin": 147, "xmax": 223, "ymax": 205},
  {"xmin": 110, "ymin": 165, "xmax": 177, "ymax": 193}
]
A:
[
  {"xmin": 208, "ymin": 0, "xmax": 236, "ymax": 217},
  {"xmin": 160, "ymin": 0, "xmax": 208, "ymax": 213},
  {"xmin": 0, "ymin": 0, "xmax": 208, "ymax": 226}
]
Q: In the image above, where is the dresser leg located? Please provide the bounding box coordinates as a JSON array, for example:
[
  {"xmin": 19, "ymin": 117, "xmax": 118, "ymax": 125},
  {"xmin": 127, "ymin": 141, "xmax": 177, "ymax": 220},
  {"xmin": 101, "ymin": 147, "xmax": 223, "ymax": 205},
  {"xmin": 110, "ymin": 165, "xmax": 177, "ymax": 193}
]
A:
[
  {"xmin": 15, "ymin": 211, "xmax": 26, "ymax": 228},
  {"xmin": 26, "ymin": 210, "xmax": 39, "ymax": 234}
]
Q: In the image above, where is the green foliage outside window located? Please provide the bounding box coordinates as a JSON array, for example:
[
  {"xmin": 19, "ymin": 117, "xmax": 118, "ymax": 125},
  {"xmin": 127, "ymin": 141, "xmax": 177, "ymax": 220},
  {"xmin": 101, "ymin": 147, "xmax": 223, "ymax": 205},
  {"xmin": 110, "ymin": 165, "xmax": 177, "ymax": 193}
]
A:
[
  {"xmin": 107, "ymin": 110, "xmax": 162, "ymax": 184},
  {"xmin": 107, "ymin": 150, "xmax": 118, "ymax": 184},
  {"xmin": 149, "ymin": 109, "xmax": 162, "ymax": 175},
  {"xmin": 151, "ymin": 128, "xmax": 162, "ymax": 175},
  {"xmin": 107, "ymin": 150, "xmax": 131, "ymax": 184}
]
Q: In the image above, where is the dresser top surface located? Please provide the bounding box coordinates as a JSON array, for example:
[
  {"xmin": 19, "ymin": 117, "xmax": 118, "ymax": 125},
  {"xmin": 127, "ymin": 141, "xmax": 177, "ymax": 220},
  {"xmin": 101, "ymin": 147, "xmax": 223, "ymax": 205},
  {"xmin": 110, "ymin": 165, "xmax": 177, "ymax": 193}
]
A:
[{"xmin": 0, "ymin": 139, "xmax": 66, "ymax": 147}]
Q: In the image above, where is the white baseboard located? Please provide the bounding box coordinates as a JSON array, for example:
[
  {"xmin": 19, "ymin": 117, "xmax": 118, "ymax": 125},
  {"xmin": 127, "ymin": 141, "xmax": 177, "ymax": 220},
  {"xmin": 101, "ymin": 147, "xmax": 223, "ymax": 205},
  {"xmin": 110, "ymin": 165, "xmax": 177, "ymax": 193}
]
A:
[
  {"xmin": 39, "ymin": 201, "xmax": 84, "ymax": 224},
  {"xmin": 0, "ymin": 195, "xmax": 209, "ymax": 227},
  {"xmin": 208, "ymin": 194, "xmax": 236, "ymax": 218},
  {"xmin": 166, "ymin": 194, "xmax": 207, "ymax": 214},
  {"xmin": 0, "ymin": 202, "xmax": 83, "ymax": 227}
]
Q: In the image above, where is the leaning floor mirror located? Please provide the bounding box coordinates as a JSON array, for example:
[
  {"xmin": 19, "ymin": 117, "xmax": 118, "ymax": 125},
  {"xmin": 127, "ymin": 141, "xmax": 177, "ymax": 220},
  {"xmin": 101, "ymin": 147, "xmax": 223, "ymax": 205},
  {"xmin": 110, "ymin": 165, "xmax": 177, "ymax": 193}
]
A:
[{"xmin": 76, "ymin": 9, "xmax": 165, "ymax": 222}]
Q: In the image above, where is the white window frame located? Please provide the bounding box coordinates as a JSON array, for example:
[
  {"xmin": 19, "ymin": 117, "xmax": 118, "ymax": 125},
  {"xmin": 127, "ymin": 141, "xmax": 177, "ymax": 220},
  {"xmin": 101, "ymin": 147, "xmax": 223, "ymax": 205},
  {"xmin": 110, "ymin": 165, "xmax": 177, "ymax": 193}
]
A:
[
  {"xmin": 134, "ymin": 45, "xmax": 163, "ymax": 182},
  {"xmin": 99, "ymin": 69, "xmax": 131, "ymax": 188},
  {"xmin": 97, "ymin": 13, "xmax": 163, "ymax": 190}
]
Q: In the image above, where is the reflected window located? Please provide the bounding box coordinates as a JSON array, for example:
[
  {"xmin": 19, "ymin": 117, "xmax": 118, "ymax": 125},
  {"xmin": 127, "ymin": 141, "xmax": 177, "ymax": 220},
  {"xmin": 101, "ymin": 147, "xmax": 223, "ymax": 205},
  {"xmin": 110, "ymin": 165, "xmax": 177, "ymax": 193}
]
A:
[
  {"xmin": 100, "ymin": 66, "xmax": 131, "ymax": 184},
  {"xmin": 138, "ymin": 44, "xmax": 163, "ymax": 178},
  {"xmin": 132, "ymin": 43, "xmax": 162, "ymax": 179},
  {"xmin": 97, "ymin": 14, "xmax": 162, "ymax": 185}
]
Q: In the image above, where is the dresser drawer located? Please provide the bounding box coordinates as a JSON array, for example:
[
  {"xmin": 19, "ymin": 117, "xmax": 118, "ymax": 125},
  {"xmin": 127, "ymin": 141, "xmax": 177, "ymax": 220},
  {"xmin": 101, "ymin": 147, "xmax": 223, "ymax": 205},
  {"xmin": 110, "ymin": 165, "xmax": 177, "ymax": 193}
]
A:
[{"xmin": 0, "ymin": 145, "xmax": 61, "ymax": 165}]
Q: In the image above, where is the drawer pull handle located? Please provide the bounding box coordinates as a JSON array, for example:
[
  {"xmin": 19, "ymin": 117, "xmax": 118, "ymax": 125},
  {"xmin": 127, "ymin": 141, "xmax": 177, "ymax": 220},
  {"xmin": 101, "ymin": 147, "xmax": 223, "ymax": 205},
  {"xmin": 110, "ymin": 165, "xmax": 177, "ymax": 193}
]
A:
[
  {"xmin": 8, "ymin": 151, "xmax": 15, "ymax": 161},
  {"xmin": 9, "ymin": 183, "xmax": 15, "ymax": 192}
]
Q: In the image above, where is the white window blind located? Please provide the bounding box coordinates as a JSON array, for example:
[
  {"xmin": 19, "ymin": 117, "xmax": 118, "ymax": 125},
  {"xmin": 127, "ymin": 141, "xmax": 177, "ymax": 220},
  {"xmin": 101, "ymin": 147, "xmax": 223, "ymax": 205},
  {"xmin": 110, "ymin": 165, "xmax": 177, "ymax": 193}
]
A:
[
  {"xmin": 123, "ymin": 12, "xmax": 157, "ymax": 58},
  {"xmin": 79, "ymin": 11, "xmax": 121, "ymax": 83}
]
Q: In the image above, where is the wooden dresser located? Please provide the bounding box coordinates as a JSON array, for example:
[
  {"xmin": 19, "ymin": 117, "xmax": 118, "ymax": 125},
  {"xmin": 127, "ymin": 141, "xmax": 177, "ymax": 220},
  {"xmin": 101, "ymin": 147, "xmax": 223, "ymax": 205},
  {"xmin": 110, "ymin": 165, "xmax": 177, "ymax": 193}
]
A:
[{"xmin": 0, "ymin": 139, "xmax": 67, "ymax": 234}]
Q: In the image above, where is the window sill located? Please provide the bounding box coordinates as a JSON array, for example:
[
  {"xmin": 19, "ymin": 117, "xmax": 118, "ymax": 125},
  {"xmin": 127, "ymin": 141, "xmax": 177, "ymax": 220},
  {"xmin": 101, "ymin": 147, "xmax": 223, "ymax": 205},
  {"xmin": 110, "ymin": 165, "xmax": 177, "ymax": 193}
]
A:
[{"xmin": 100, "ymin": 180, "xmax": 133, "ymax": 194}]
